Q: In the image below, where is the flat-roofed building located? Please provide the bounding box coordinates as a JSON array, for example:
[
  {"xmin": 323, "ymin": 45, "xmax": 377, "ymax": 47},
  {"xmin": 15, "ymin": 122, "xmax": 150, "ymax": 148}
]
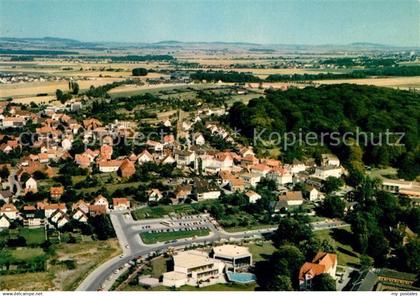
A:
[
  {"xmin": 212, "ymin": 244, "xmax": 252, "ymax": 272},
  {"xmin": 165, "ymin": 250, "xmax": 225, "ymax": 287}
]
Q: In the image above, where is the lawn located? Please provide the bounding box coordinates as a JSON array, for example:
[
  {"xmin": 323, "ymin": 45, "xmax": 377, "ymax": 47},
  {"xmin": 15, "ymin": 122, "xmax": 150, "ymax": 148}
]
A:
[
  {"xmin": 244, "ymin": 241, "xmax": 277, "ymax": 262},
  {"xmin": 140, "ymin": 228, "xmax": 210, "ymax": 244},
  {"xmin": 314, "ymin": 226, "xmax": 365, "ymax": 267},
  {"xmin": 223, "ymin": 223, "xmax": 276, "ymax": 233},
  {"xmin": 150, "ymin": 256, "xmax": 170, "ymax": 278},
  {"xmin": 11, "ymin": 247, "xmax": 45, "ymax": 260},
  {"xmin": 4, "ymin": 227, "xmax": 46, "ymax": 245}
]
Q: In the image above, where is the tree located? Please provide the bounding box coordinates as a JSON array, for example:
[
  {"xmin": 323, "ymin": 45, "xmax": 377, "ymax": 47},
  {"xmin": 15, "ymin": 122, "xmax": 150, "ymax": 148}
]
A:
[
  {"xmin": 270, "ymin": 245, "xmax": 305, "ymax": 277},
  {"xmin": 367, "ymin": 230, "xmax": 389, "ymax": 265},
  {"xmin": 267, "ymin": 274, "xmax": 293, "ymax": 291},
  {"xmin": 71, "ymin": 82, "xmax": 79, "ymax": 95},
  {"xmin": 322, "ymin": 177, "xmax": 344, "ymax": 194},
  {"xmin": 396, "ymin": 238, "xmax": 420, "ymax": 273},
  {"xmin": 89, "ymin": 215, "xmax": 115, "ymax": 240},
  {"xmin": 56, "ymin": 89, "xmax": 72, "ymax": 104},
  {"xmin": 132, "ymin": 68, "xmax": 148, "ymax": 76},
  {"xmin": 0, "ymin": 166, "xmax": 10, "ymax": 179},
  {"xmin": 312, "ymin": 274, "xmax": 336, "ymax": 291},
  {"xmin": 273, "ymin": 217, "xmax": 313, "ymax": 247},
  {"xmin": 359, "ymin": 255, "xmax": 373, "ymax": 270},
  {"xmin": 33, "ymin": 170, "xmax": 48, "ymax": 180},
  {"xmin": 319, "ymin": 195, "xmax": 345, "ymax": 218}
]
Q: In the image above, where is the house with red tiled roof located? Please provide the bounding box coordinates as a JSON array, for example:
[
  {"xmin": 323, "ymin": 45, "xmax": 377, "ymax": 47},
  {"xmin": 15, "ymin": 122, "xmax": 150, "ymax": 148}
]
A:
[
  {"xmin": 2, "ymin": 116, "xmax": 26, "ymax": 128},
  {"xmin": 0, "ymin": 203, "xmax": 18, "ymax": 220},
  {"xmin": 98, "ymin": 159, "xmax": 123, "ymax": 173},
  {"xmin": 75, "ymin": 153, "xmax": 92, "ymax": 168},
  {"xmin": 163, "ymin": 134, "xmax": 175, "ymax": 145},
  {"xmin": 147, "ymin": 189, "xmax": 163, "ymax": 202},
  {"xmin": 118, "ymin": 159, "xmax": 136, "ymax": 178},
  {"xmin": 100, "ymin": 144, "xmax": 113, "ymax": 160},
  {"xmin": 0, "ymin": 140, "xmax": 20, "ymax": 154},
  {"xmin": 266, "ymin": 167, "xmax": 293, "ymax": 185},
  {"xmin": 241, "ymin": 154, "xmax": 259, "ymax": 167},
  {"xmin": 299, "ymin": 252, "xmax": 337, "ymax": 290},
  {"xmin": 137, "ymin": 150, "xmax": 154, "ymax": 164},
  {"xmin": 278, "ymin": 191, "xmax": 304, "ymax": 207},
  {"xmin": 72, "ymin": 199, "xmax": 90, "ymax": 214},
  {"xmin": 250, "ymin": 163, "xmax": 271, "ymax": 177},
  {"xmin": 50, "ymin": 186, "xmax": 64, "ymax": 200},
  {"xmin": 112, "ymin": 198, "xmax": 130, "ymax": 211},
  {"xmin": 88, "ymin": 204, "xmax": 107, "ymax": 216},
  {"xmin": 93, "ymin": 195, "xmax": 109, "ymax": 211},
  {"xmin": 146, "ymin": 140, "xmax": 163, "ymax": 152},
  {"xmin": 71, "ymin": 208, "xmax": 88, "ymax": 223},
  {"xmin": 37, "ymin": 201, "xmax": 67, "ymax": 218},
  {"xmin": 83, "ymin": 118, "xmax": 102, "ymax": 130}
]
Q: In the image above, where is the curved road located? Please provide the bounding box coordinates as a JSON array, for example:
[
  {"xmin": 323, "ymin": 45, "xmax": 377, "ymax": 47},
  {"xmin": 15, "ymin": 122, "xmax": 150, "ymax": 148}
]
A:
[
  {"xmin": 8, "ymin": 170, "xmax": 21, "ymax": 198},
  {"xmin": 77, "ymin": 212, "xmax": 349, "ymax": 291}
]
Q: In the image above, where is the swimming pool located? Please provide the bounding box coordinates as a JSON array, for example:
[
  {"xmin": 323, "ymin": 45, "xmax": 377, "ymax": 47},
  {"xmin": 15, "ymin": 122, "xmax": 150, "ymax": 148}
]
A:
[{"xmin": 226, "ymin": 271, "xmax": 256, "ymax": 283}]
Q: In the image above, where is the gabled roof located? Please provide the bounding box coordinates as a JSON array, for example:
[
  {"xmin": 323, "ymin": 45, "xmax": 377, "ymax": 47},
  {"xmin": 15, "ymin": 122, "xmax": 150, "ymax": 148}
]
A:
[{"xmin": 0, "ymin": 203, "xmax": 17, "ymax": 212}]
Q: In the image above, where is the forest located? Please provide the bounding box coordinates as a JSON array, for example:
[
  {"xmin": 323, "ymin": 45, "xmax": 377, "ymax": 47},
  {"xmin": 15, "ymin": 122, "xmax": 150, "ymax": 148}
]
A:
[
  {"xmin": 191, "ymin": 66, "xmax": 420, "ymax": 83},
  {"xmin": 227, "ymin": 84, "xmax": 420, "ymax": 181}
]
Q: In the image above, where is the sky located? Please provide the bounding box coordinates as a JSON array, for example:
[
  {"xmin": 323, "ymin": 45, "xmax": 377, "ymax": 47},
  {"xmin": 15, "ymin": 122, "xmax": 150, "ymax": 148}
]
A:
[{"xmin": 0, "ymin": 0, "xmax": 419, "ymax": 46}]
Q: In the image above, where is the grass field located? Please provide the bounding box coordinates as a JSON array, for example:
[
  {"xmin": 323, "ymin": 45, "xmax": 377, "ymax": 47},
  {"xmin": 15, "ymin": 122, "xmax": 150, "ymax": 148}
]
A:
[
  {"xmin": 140, "ymin": 228, "xmax": 210, "ymax": 244},
  {"xmin": 1, "ymin": 227, "xmax": 47, "ymax": 245},
  {"xmin": 11, "ymin": 247, "xmax": 45, "ymax": 260},
  {"xmin": 0, "ymin": 77, "xmax": 122, "ymax": 99},
  {"xmin": 315, "ymin": 226, "xmax": 365, "ymax": 267},
  {"xmin": 0, "ymin": 238, "xmax": 121, "ymax": 291},
  {"xmin": 244, "ymin": 241, "xmax": 277, "ymax": 262},
  {"xmin": 149, "ymin": 256, "xmax": 170, "ymax": 278},
  {"xmin": 223, "ymin": 223, "xmax": 276, "ymax": 233}
]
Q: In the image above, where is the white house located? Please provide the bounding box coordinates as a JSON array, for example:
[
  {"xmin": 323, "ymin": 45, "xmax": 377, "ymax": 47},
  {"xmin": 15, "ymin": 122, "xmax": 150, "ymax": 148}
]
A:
[
  {"xmin": 267, "ymin": 168, "xmax": 293, "ymax": 185},
  {"xmin": 61, "ymin": 138, "xmax": 72, "ymax": 151},
  {"xmin": 278, "ymin": 191, "xmax": 304, "ymax": 206},
  {"xmin": 245, "ymin": 190, "xmax": 262, "ymax": 204},
  {"xmin": 112, "ymin": 198, "xmax": 130, "ymax": 210},
  {"xmin": 0, "ymin": 215, "xmax": 11, "ymax": 228},
  {"xmin": 0, "ymin": 203, "xmax": 18, "ymax": 220},
  {"xmin": 175, "ymin": 150, "xmax": 196, "ymax": 167},
  {"xmin": 138, "ymin": 150, "xmax": 154, "ymax": 163},
  {"xmin": 25, "ymin": 177, "xmax": 38, "ymax": 193},
  {"xmin": 94, "ymin": 195, "xmax": 109, "ymax": 210},
  {"xmin": 321, "ymin": 154, "xmax": 340, "ymax": 167},
  {"xmin": 146, "ymin": 140, "xmax": 164, "ymax": 152},
  {"xmin": 194, "ymin": 178, "xmax": 221, "ymax": 200},
  {"xmin": 57, "ymin": 215, "xmax": 70, "ymax": 228},
  {"xmin": 98, "ymin": 160, "xmax": 122, "ymax": 173},
  {"xmin": 313, "ymin": 166, "xmax": 343, "ymax": 180},
  {"xmin": 290, "ymin": 159, "xmax": 307, "ymax": 174},
  {"xmin": 71, "ymin": 208, "xmax": 88, "ymax": 223},
  {"xmin": 148, "ymin": 189, "xmax": 163, "ymax": 202},
  {"xmin": 194, "ymin": 133, "xmax": 205, "ymax": 146},
  {"xmin": 309, "ymin": 187, "xmax": 321, "ymax": 201}
]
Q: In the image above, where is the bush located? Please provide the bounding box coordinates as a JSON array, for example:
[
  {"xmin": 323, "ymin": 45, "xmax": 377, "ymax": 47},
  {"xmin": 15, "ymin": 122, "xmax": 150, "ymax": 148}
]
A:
[{"xmin": 132, "ymin": 68, "xmax": 148, "ymax": 76}]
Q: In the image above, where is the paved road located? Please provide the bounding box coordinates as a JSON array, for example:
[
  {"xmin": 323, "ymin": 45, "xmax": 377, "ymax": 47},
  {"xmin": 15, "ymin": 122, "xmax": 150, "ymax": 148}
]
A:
[
  {"xmin": 8, "ymin": 170, "xmax": 21, "ymax": 198},
  {"xmin": 77, "ymin": 212, "xmax": 349, "ymax": 291}
]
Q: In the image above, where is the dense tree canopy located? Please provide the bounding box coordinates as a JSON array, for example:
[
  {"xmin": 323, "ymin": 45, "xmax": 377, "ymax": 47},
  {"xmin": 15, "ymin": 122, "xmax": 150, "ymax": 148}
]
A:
[{"xmin": 228, "ymin": 84, "xmax": 420, "ymax": 179}]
